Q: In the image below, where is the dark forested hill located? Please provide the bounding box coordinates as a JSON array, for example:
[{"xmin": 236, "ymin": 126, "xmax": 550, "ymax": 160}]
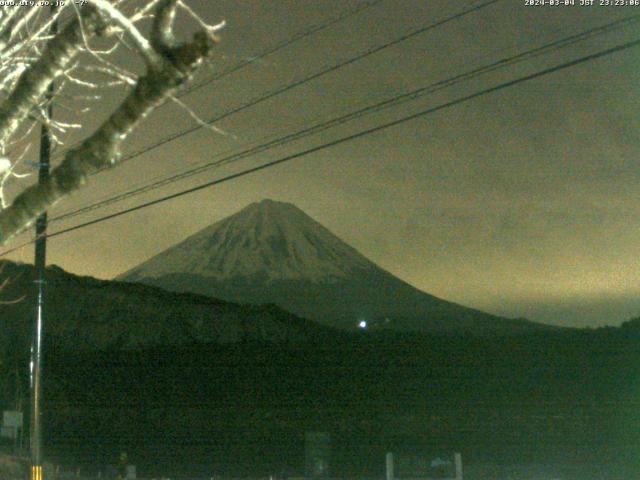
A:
[
  {"xmin": 0, "ymin": 260, "xmax": 339, "ymax": 356},
  {"xmin": 119, "ymin": 199, "xmax": 551, "ymax": 335},
  {"xmin": 38, "ymin": 328, "xmax": 640, "ymax": 479},
  {"xmin": 1, "ymin": 260, "xmax": 638, "ymax": 479}
]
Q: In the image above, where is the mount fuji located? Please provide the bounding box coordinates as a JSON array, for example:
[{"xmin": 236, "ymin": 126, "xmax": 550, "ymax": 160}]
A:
[{"xmin": 118, "ymin": 199, "xmax": 549, "ymax": 334}]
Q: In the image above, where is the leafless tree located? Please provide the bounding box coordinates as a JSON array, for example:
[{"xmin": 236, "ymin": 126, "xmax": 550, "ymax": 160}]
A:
[{"xmin": 0, "ymin": 0, "xmax": 224, "ymax": 245}]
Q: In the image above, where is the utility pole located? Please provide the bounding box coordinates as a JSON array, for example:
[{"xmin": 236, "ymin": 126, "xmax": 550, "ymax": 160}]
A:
[
  {"xmin": 30, "ymin": 7, "xmax": 56, "ymax": 480},
  {"xmin": 30, "ymin": 95, "xmax": 51, "ymax": 480}
]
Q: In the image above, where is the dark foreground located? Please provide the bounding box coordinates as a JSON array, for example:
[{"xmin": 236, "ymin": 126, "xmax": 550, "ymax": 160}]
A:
[{"xmin": 6, "ymin": 324, "xmax": 632, "ymax": 480}]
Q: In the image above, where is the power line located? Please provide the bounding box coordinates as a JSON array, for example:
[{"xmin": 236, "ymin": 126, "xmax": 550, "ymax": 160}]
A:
[
  {"xmin": 67, "ymin": 0, "xmax": 502, "ymax": 176},
  {"xmin": 28, "ymin": 37, "xmax": 639, "ymax": 246},
  {"xmin": 49, "ymin": 13, "xmax": 640, "ymax": 224},
  {"xmin": 178, "ymin": 0, "xmax": 387, "ymax": 97},
  {"xmin": 48, "ymin": 0, "xmax": 503, "ymax": 221},
  {"xmin": 50, "ymin": 0, "xmax": 386, "ymax": 161}
]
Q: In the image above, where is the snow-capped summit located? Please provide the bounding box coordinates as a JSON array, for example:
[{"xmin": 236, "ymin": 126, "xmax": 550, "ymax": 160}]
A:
[
  {"xmin": 121, "ymin": 199, "xmax": 376, "ymax": 283},
  {"xmin": 119, "ymin": 199, "xmax": 550, "ymax": 334}
]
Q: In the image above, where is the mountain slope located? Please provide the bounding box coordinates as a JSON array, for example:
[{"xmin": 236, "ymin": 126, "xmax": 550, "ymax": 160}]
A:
[
  {"xmin": 119, "ymin": 199, "xmax": 549, "ymax": 334},
  {"xmin": 0, "ymin": 260, "xmax": 338, "ymax": 356},
  {"xmin": 121, "ymin": 199, "xmax": 375, "ymax": 282}
]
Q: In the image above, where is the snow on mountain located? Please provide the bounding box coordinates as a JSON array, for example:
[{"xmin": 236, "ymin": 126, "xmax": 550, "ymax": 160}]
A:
[
  {"xmin": 121, "ymin": 199, "xmax": 377, "ymax": 283},
  {"xmin": 119, "ymin": 199, "xmax": 551, "ymax": 334}
]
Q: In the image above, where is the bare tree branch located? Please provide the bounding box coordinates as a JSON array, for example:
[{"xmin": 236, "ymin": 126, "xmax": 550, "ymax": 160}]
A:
[
  {"xmin": 0, "ymin": 6, "xmax": 107, "ymax": 147},
  {"xmin": 86, "ymin": 0, "xmax": 163, "ymax": 68},
  {"xmin": 0, "ymin": 2, "xmax": 219, "ymax": 244}
]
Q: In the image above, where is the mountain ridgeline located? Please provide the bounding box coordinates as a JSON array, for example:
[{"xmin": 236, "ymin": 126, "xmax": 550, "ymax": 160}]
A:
[
  {"xmin": 0, "ymin": 206, "xmax": 638, "ymax": 477},
  {"xmin": 119, "ymin": 199, "xmax": 549, "ymax": 335},
  {"xmin": 0, "ymin": 261, "xmax": 337, "ymax": 357}
]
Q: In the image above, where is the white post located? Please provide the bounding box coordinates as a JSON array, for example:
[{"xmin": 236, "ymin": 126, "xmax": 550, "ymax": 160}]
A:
[
  {"xmin": 386, "ymin": 452, "xmax": 394, "ymax": 480},
  {"xmin": 454, "ymin": 452, "xmax": 463, "ymax": 480}
]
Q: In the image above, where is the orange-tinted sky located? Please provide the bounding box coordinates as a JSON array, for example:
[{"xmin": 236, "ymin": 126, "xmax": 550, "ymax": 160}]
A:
[{"xmin": 3, "ymin": 0, "xmax": 639, "ymax": 327}]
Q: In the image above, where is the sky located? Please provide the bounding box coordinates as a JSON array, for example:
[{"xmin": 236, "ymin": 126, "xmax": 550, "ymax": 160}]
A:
[{"xmin": 3, "ymin": 0, "xmax": 639, "ymax": 328}]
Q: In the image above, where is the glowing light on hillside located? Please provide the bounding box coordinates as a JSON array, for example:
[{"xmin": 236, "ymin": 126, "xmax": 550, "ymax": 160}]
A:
[{"xmin": 358, "ymin": 320, "xmax": 367, "ymax": 329}]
